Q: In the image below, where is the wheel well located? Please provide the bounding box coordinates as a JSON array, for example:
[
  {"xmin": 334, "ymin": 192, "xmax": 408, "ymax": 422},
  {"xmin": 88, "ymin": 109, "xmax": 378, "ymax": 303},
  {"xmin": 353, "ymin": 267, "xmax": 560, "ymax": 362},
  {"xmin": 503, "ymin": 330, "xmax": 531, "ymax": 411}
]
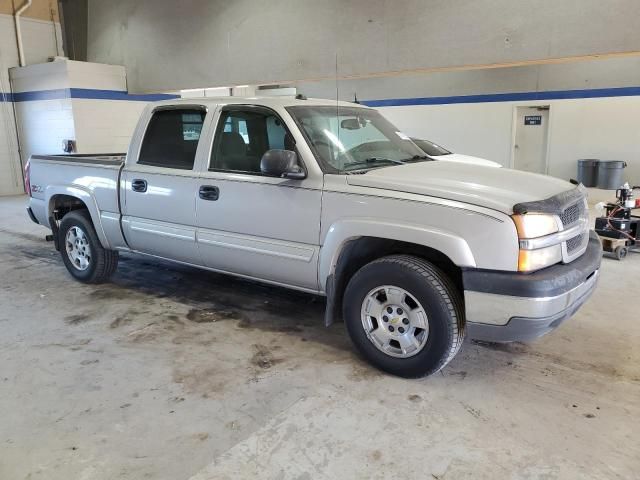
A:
[
  {"xmin": 49, "ymin": 194, "xmax": 89, "ymax": 221},
  {"xmin": 327, "ymin": 237, "xmax": 463, "ymax": 324}
]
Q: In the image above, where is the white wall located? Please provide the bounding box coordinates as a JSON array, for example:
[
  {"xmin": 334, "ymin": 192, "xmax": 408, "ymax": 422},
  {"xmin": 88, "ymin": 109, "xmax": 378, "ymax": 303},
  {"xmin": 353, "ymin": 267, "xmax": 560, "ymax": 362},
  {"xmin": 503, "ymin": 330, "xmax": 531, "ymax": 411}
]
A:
[
  {"xmin": 380, "ymin": 95, "xmax": 640, "ymax": 185},
  {"xmin": 10, "ymin": 60, "xmax": 149, "ymax": 166},
  {"xmin": 71, "ymin": 99, "xmax": 146, "ymax": 153},
  {"xmin": 0, "ymin": 13, "xmax": 63, "ymax": 196}
]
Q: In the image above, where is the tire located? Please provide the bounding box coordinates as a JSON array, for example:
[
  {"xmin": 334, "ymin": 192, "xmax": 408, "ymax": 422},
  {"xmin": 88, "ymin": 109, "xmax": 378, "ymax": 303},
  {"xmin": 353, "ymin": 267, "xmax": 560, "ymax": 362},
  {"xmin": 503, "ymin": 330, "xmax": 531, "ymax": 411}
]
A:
[
  {"xmin": 58, "ymin": 210, "xmax": 118, "ymax": 283},
  {"xmin": 343, "ymin": 255, "xmax": 465, "ymax": 378},
  {"xmin": 614, "ymin": 246, "xmax": 628, "ymax": 261}
]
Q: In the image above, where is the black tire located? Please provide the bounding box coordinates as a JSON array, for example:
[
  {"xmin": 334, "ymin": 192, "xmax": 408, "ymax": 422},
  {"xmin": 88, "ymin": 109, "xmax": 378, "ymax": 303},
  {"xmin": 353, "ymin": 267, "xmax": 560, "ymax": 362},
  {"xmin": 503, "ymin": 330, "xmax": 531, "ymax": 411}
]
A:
[
  {"xmin": 58, "ymin": 210, "xmax": 118, "ymax": 283},
  {"xmin": 614, "ymin": 246, "xmax": 628, "ymax": 261},
  {"xmin": 343, "ymin": 255, "xmax": 465, "ymax": 378}
]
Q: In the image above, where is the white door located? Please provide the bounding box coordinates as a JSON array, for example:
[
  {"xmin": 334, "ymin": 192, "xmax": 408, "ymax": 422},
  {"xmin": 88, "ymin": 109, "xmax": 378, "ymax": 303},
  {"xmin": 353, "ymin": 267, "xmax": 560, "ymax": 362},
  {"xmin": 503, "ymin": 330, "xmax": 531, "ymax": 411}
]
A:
[
  {"xmin": 513, "ymin": 106, "xmax": 550, "ymax": 174},
  {"xmin": 195, "ymin": 106, "xmax": 322, "ymax": 291}
]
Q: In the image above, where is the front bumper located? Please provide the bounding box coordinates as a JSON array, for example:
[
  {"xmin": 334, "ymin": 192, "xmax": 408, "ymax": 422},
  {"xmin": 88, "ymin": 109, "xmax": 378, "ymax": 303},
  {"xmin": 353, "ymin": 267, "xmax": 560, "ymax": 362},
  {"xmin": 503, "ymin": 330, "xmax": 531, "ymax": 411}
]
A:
[{"xmin": 463, "ymin": 231, "xmax": 602, "ymax": 342}]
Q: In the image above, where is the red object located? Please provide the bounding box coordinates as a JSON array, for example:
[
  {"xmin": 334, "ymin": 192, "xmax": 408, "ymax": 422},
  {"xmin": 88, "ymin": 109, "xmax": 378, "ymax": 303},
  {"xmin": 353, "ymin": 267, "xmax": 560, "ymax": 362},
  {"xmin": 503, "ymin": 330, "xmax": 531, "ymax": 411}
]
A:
[
  {"xmin": 635, "ymin": 198, "xmax": 640, "ymax": 208},
  {"xmin": 24, "ymin": 160, "xmax": 31, "ymax": 197}
]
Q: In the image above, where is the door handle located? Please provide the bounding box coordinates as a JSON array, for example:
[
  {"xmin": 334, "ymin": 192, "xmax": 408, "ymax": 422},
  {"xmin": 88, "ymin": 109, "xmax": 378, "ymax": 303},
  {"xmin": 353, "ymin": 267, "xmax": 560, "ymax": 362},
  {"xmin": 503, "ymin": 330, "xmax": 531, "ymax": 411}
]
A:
[
  {"xmin": 131, "ymin": 179, "xmax": 147, "ymax": 192},
  {"xmin": 199, "ymin": 185, "xmax": 219, "ymax": 201}
]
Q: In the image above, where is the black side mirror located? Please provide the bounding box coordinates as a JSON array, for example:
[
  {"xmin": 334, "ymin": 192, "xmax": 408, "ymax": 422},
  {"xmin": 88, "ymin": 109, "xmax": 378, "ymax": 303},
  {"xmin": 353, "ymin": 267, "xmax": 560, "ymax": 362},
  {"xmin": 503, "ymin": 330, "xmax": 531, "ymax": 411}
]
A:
[{"xmin": 260, "ymin": 149, "xmax": 306, "ymax": 179}]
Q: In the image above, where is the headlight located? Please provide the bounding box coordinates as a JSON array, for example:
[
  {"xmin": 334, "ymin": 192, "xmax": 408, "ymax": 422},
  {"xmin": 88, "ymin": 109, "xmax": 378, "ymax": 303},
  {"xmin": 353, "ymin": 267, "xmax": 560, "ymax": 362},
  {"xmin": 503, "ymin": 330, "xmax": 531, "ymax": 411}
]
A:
[
  {"xmin": 512, "ymin": 214, "xmax": 561, "ymax": 272},
  {"xmin": 511, "ymin": 214, "xmax": 558, "ymax": 238},
  {"xmin": 518, "ymin": 245, "xmax": 562, "ymax": 272}
]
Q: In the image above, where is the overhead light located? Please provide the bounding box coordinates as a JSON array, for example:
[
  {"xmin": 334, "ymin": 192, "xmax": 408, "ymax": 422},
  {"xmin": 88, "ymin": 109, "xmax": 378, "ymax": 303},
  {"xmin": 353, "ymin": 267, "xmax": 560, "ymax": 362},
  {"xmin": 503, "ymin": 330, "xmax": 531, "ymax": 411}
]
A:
[{"xmin": 234, "ymin": 85, "xmax": 249, "ymax": 89}]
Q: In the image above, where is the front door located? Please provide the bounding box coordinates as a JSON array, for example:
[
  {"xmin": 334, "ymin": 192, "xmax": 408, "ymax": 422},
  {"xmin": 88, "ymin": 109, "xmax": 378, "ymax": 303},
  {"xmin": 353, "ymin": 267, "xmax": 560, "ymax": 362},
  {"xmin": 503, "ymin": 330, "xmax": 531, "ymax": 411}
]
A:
[
  {"xmin": 513, "ymin": 106, "xmax": 550, "ymax": 174},
  {"xmin": 195, "ymin": 106, "xmax": 322, "ymax": 291},
  {"xmin": 121, "ymin": 106, "xmax": 206, "ymax": 264}
]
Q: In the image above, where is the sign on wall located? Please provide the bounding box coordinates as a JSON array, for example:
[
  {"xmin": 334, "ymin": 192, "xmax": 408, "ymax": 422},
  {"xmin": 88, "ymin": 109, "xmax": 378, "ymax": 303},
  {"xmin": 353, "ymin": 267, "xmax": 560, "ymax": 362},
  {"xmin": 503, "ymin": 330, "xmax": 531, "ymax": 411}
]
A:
[{"xmin": 524, "ymin": 115, "xmax": 542, "ymax": 125}]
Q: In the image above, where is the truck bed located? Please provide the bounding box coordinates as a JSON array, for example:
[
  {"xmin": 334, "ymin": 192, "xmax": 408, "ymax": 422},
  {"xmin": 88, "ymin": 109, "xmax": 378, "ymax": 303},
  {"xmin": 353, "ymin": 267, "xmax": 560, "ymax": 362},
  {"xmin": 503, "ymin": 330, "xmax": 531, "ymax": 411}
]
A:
[
  {"xmin": 28, "ymin": 153, "xmax": 126, "ymax": 230},
  {"xmin": 30, "ymin": 153, "xmax": 126, "ymax": 166}
]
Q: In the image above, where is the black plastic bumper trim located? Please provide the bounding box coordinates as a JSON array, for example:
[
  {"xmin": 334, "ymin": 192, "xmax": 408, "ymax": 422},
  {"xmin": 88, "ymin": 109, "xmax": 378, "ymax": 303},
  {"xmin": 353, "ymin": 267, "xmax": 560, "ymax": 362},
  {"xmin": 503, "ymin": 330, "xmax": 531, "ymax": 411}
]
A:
[
  {"xmin": 462, "ymin": 231, "xmax": 602, "ymax": 298},
  {"xmin": 26, "ymin": 206, "xmax": 39, "ymax": 225}
]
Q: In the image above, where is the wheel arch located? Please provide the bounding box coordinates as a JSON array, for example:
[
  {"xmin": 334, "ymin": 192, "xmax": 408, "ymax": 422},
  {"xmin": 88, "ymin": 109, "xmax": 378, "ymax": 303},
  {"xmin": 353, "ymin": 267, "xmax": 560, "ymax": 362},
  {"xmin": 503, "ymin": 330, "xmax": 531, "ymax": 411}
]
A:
[
  {"xmin": 46, "ymin": 186, "xmax": 111, "ymax": 249},
  {"xmin": 320, "ymin": 220, "xmax": 475, "ymax": 326}
]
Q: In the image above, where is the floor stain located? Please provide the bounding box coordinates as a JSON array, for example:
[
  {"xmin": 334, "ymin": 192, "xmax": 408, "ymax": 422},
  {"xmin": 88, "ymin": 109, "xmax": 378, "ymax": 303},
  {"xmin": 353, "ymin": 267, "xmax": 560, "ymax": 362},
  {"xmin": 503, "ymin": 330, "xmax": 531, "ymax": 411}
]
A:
[
  {"xmin": 250, "ymin": 344, "xmax": 284, "ymax": 370},
  {"xmin": 186, "ymin": 308, "xmax": 239, "ymax": 323},
  {"xmin": 65, "ymin": 313, "xmax": 91, "ymax": 325}
]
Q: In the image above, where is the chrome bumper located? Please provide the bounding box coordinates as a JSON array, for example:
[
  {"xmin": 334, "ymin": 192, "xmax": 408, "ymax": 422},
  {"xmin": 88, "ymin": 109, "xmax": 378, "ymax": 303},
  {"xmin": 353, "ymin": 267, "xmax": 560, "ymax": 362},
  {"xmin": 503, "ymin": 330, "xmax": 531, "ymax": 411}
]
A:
[{"xmin": 463, "ymin": 231, "xmax": 602, "ymax": 342}]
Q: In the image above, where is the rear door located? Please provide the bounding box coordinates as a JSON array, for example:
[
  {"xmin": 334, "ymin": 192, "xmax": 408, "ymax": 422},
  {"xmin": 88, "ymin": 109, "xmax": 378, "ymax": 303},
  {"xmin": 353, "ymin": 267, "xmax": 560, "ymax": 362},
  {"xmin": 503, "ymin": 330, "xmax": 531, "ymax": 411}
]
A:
[
  {"xmin": 195, "ymin": 105, "xmax": 322, "ymax": 291},
  {"xmin": 121, "ymin": 105, "xmax": 207, "ymax": 264}
]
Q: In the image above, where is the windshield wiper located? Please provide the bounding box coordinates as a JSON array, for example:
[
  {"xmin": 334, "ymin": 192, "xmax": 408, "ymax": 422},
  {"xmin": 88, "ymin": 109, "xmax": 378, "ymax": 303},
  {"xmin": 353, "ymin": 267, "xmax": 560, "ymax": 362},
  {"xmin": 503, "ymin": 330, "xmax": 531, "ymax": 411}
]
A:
[
  {"xmin": 402, "ymin": 154, "xmax": 432, "ymax": 162},
  {"xmin": 344, "ymin": 157, "xmax": 406, "ymax": 170}
]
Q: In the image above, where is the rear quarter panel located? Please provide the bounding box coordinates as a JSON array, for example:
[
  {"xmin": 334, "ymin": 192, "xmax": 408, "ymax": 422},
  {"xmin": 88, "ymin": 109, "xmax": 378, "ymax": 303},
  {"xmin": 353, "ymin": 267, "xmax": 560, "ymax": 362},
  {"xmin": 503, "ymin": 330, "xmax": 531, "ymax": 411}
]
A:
[{"xmin": 29, "ymin": 158, "xmax": 122, "ymax": 248}]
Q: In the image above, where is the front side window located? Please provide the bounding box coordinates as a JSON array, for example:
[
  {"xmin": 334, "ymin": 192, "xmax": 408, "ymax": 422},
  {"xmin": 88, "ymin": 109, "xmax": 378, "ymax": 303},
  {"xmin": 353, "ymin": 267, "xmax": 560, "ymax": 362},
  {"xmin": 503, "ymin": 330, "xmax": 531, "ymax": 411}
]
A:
[
  {"xmin": 138, "ymin": 108, "xmax": 206, "ymax": 169},
  {"xmin": 286, "ymin": 106, "xmax": 427, "ymax": 172},
  {"xmin": 211, "ymin": 109, "xmax": 291, "ymax": 173}
]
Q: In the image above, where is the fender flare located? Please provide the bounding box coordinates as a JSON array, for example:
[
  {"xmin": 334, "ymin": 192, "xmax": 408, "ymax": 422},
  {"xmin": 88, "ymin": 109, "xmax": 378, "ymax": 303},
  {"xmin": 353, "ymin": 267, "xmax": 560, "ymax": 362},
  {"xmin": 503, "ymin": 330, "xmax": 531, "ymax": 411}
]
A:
[
  {"xmin": 319, "ymin": 219, "xmax": 475, "ymax": 326},
  {"xmin": 319, "ymin": 218, "xmax": 476, "ymax": 290},
  {"xmin": 45, "ymin": 185, "xmax": 111, "ymax": 249}
]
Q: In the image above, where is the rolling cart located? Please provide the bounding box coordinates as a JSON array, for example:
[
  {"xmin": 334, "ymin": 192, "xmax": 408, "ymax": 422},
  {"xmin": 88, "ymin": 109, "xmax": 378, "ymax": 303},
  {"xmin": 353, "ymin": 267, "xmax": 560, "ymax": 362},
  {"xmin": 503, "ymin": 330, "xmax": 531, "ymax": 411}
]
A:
[{"xmin": 594, "ymin": 183, "xmax": 640, "ymax": 260}]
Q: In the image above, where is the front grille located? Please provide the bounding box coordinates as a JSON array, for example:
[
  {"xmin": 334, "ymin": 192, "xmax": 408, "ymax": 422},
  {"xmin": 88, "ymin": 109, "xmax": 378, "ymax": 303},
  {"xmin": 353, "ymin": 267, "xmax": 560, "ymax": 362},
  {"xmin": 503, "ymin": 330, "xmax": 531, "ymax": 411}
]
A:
[
  {"xmin": 566, "ymin": 233, "xmax": 587, "ymax": 253},
  {"xmin": 560, "ymin": 201, "xmax": 584, "ymax": 227}
]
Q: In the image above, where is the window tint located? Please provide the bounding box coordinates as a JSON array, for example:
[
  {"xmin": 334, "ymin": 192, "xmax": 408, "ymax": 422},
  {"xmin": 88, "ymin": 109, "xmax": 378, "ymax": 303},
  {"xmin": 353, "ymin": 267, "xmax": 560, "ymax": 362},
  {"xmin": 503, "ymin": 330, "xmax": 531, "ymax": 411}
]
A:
[
  {"xmin": 211, "ymin": 109, "xmax": 290, "ymax": 173},
  {"xmin": 138, "ymin": 108, "xmax": 206, "ymax": 169}
]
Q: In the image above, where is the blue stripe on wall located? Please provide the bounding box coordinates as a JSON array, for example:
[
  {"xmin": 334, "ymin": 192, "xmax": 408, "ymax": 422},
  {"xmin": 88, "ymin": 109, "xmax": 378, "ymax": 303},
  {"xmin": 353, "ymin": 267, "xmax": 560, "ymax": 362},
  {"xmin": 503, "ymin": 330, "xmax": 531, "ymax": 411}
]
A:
[
  {"xmin": 3, "ymin": 88, "xmax": 179, "ymax": 103},
  {"xmin": 70, "ymin": 88, "xmax": 179, "ymax": 101},
  {"xmin": 361, "ymin": 86, "xmax": 640, "ymax": 107},
  {"xmin": 3, "ymin": 86, "xmax": 640, "ymax": 105}
]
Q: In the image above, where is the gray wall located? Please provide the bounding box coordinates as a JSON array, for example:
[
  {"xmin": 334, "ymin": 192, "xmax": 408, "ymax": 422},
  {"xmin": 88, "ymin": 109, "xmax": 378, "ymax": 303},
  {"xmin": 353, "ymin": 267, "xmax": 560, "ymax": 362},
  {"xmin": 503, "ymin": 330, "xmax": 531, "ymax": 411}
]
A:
[
  {"xmin": 297, "ymin": 56, "xmax": 640, "ymax": 102},
  {"xmin": 87, "ymin": 0, "xmax": 640, "ymax": 93}
]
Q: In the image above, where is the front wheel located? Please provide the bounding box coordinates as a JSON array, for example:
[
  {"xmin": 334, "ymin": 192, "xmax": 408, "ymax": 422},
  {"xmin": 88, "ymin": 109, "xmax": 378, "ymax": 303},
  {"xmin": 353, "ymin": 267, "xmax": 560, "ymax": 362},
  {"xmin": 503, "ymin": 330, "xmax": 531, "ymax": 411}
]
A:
[
  {"xmin": 59, "ymin": 210, "xmax": 119, "ymax": 283},
  {"xmin": 343, "ymin": 255, "xmax": 465, "ymax": 378}
]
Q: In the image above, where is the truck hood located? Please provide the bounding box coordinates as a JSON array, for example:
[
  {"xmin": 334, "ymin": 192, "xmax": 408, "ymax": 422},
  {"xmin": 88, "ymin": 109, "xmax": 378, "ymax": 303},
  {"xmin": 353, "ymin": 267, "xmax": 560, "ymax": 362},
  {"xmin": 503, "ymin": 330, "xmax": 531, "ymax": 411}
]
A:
[
  {"xmin": 432, "ymin": 152, "xmax": 502, "ymax": 168},
  {"xmin": 346, "ymin": 161, "xmax": 573, "ymax": 214}
]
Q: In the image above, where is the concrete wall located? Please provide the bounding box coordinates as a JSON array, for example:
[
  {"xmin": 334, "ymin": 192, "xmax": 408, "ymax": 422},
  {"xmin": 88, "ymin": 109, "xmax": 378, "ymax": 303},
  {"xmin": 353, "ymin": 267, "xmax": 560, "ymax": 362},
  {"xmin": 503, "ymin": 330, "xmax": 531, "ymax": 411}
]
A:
[
  {"xmin": 0, "ymin": 1, "xmax": 63, "ymax": 195},
  {"xmin": 86, "ymin": 0, "xmax": 640, "ymax": 93}
]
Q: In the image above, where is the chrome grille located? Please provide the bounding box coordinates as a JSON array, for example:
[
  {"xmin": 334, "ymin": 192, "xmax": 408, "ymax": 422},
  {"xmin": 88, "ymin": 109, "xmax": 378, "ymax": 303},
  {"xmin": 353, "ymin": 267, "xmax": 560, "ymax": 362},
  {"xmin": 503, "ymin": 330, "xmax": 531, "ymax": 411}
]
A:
[
  {"xmin": 560, "ymin": 201, "xmax": 584, "ymax": 227},
  {"xmin": 560, "ymin": 197, "xmax": 589, "ymax": 261},
  {"xmin": 566, "ymin": 233, "xmax": 587, "ymax": 253}
]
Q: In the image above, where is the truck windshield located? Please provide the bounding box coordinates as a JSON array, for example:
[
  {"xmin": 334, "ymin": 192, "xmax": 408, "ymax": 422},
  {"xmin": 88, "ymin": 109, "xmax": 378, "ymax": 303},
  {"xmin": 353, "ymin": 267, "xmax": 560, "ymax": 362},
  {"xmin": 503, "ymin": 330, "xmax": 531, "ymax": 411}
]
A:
[{"xmin": 286, "ymin": 105, "xmax": 427, "ymax": 172}]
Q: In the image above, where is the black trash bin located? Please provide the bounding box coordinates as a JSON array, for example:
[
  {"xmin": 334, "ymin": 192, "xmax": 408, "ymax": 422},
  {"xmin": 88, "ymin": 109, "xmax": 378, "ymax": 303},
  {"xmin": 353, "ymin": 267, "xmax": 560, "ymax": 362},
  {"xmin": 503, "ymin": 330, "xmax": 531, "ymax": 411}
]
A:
[
  {"xmin": 596, "ymin": 160, "xmax": 627, "ymax": 189},
  {"xmin": 576, "ymin": 159, "xmax": 599, "ymax": 187}
]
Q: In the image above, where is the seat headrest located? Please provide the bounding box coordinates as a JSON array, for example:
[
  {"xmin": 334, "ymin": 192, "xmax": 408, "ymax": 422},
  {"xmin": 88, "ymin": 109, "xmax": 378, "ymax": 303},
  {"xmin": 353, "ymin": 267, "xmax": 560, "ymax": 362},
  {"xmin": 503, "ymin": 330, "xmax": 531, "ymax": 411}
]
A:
[{"xmin": 220, "ymin": 131, "xmax": 247, "ymax": 156}]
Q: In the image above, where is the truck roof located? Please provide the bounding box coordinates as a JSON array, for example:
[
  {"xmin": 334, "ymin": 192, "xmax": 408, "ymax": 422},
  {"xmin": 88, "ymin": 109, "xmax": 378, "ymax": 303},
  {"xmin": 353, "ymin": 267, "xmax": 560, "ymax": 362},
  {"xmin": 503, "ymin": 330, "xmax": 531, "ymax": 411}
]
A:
[{"xmin": 150, "ymin": 95, "xmax": 370, "ymax": 109}]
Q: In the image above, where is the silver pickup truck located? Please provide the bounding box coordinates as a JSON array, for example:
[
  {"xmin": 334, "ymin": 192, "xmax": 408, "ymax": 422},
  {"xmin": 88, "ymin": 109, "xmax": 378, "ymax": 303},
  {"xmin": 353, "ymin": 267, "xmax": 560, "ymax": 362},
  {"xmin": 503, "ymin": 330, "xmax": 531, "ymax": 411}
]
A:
[{"xmin": 26, "ymin": 96, "xmax": 601, "ymax": 377}]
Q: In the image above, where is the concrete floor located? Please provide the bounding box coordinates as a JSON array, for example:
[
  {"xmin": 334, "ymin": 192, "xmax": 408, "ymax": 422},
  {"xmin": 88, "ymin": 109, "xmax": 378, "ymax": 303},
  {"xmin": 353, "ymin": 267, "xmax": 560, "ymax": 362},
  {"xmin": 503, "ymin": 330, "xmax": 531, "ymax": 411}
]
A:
[{"xmin": 1, "ymin": 193, "xmax": 639, "ymax": 480}]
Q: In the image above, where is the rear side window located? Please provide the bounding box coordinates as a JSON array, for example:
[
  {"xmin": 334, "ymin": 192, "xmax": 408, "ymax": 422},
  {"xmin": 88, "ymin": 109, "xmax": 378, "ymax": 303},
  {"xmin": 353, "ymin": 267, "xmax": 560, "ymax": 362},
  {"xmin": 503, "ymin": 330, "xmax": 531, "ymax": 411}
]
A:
[{"xmin": 138, "ymin": 108, "xmax": 206, "ymax": 169}]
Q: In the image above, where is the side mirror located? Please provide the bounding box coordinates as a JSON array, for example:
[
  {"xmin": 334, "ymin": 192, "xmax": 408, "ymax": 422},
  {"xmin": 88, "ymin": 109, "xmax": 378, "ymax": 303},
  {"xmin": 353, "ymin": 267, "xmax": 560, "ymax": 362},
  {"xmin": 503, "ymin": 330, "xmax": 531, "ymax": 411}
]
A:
[{"xmin": 260, "ymin": 149, "xmax": 306, "ymax": 179}]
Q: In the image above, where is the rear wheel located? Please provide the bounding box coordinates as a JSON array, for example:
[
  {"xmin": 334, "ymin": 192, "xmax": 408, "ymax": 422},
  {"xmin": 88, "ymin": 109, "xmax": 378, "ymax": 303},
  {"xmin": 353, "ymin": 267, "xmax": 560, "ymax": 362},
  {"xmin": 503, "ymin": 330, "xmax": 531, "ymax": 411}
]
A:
[
  {"xmin": 343, "ymin": 255, "xmax": 465, "ymax": 378},
  {"xmin": 59, "ymin": 210, "xmax": 118, "ymax": 283}
]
